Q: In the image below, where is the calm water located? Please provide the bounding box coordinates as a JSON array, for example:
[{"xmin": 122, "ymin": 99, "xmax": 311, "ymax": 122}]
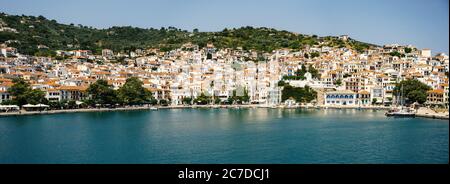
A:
[{"xmin": 0, "ymin": 108, "xmax": 448, "ymax": 164}]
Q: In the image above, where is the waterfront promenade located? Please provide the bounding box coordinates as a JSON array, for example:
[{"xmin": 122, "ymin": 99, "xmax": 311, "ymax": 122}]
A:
[
  {"xmin": 415, "ymin": 107, "xmax": 449, "ymax": 120},
  {"xmin": 1, "ymin": 105, "xmax": 447, "ymax": 120}
]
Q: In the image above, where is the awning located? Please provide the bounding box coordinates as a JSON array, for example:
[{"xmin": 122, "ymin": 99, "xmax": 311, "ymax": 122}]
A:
[
  {"xmin": 36, "ymin": 104, "xmax": 49, "ymax": 107},
  {"xmin": 0, "ymin": 105, "xmax": 20, "ymax": 109},
  {"xmin": 22, "ymin": 104, "xmax": 49, "ymax": 108},
  {"xmin": 22, "ymin": 104, "xmax": 34, "ymax": 108}
]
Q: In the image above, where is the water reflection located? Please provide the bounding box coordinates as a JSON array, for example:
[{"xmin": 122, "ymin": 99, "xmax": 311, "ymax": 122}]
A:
[{"xmin": 0, "ymin": 108, "xmax": 448, "ymax": 163}]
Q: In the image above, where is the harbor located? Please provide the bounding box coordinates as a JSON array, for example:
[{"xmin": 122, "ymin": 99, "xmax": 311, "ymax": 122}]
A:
[{"xmin": 0, "ymin": 108, "xmax": 447, "ymax": 164}]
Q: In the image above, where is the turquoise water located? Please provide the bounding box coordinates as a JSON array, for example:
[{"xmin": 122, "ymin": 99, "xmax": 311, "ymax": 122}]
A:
[{"xmin": 0, "ymin": 108, "xmax": 448, "ymax": 163}]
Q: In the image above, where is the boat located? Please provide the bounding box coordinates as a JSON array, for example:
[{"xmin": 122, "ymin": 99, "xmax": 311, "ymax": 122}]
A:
[
  {"xmin": 385, "ymin": 84, "xmax": 415, "ymax": 117},
  {"xmin": 385, "ymin": 108, "xmax": 415, "ymax": 117},
  {"xmin": 150, "ymin": 107, "xmax": 158, "ymax": 110}
]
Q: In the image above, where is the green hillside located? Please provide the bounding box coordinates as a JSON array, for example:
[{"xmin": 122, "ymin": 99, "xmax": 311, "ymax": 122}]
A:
[{"xmin": 0, "ymin": 13, "xmax": 376, "ymax": 56}]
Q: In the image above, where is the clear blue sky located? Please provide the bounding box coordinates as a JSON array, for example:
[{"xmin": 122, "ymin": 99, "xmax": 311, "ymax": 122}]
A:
[{"xmin": 1, "ymin": 0, "xmax": 448, "ymax": 54}]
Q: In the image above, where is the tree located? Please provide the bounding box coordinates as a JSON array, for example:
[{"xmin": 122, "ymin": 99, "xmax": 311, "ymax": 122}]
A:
[
  {"xmin": 230, "ymin": 90, "xmax": 248, "ymax": 104},
  {"xmin": 310, "ymin": 52, "xmax": 320, "ymax": 58},
  {"xmin": 67, "ymin": 100, "xmax": 77, "ymax": 109},
  {"xmin": 2, "ymin": 14, "xmax": 383, "ymax": 55},
  {"xmin": 389, "ymin": 51, "xmax": 402, "ymax": 57},
  {"xmin": 34, "ymin": 49, "xmax": 56, "ymax": 57},
  {"xmin": 26, "ymin": 89, "xmax": 48, "ymax": 105},
  {"xmin": 118, "ymin": 77, "xmax": 153, "ymax": 105},
  {"xmin": 214, "ymin": 98, "xmax": 221, "ymax": 105},
  {"xmin": 1, "ymin": 100, "xmax": 13, "ymax": 105},
  {"xmin": 87, "ymin": 79, "xmax": 118, "ymax": 106},
  {"xmin": 308, "ymin": 65, "xmax": 320, "ymax": 79},
  {"xmin": 393, "ymin": 79, "xmax": 431, "ymax": 104},
  {"xmin": 241, "ymin": 89, "xmax": 250, "ymax": 103},
  {"xmin": 334, "ymin": 79, "xmax": 342, "ymax": 86},
  {"xmin": 297, "ymin": 64, "xmax": 307, "ymax": 76},
  {"xmin": 159, "ymin": 99, "xmax": 169, "ymax": 106},
  {"xmin": 48, "ymin": 101, "xmax": 64, "ymax": 110},
  {"xmin": 281, "ymin": 84, "xmax": 317, "ymax": 103},
  {"xmin": 282, "ymin": 75, "xmax": 304, "ymax": 80},
  {"xmin": 194, "ymin": 93, "xmax": 211, "ymax": 105},
  {"xmin": 149, "ymin": 98, "xmax": 158, "ymax": 105},
  {"xmin": 7, "ymin": 78, "xmax": 31, "ymax": 106},
  {"xmin": 230, "ymin": 90, "xmax": 238, "ymax": 104},
  {"xmin": 404, "ymin": 47, "xmax": 412, "ymax": 53},
  {"xmin": 407, "ymin": 90, "xmax": 428, "ymax": 104},
  {"xmin": 182, "ymin": 97, "xmax": 192, "ymax": 105},
  {"xmin": 372, "ymin": 98, "xmax": 378, "ymax": 105},
  {"xmin": 7, "ymin": 78, "xmax": 47, "ymax": 106}
]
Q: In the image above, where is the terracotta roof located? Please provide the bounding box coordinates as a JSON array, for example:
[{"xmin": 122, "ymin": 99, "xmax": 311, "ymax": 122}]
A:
[
  {"xmin": 0, "ymin": 81, "xmax": 13, "ymax": 87},
  {"xmin": 57, "ymin": 85, "xmax": 88, "ymax": 91},
  {"xmin": 0, "ymin": 78, "xmax": 12, "ymax": 82},
  {"xmin": 144, "ymin": 87, "xmax": 163, "ymax": 92},
  {"xmin": 358, "ymin": 90, "xmax": 370, "ymax": 95},
  {"xmin": 46, "ymin": 88, "xmax": 60, "ymax": 92},
  {"xmin": 427, "ymin": 89, "xmax": 444, "ymax": 94}
]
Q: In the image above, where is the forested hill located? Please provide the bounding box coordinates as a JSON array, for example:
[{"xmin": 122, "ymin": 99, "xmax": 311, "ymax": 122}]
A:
[{"xmin": 0, "ymin": 13, "xmax": 377, "ymax": 56}]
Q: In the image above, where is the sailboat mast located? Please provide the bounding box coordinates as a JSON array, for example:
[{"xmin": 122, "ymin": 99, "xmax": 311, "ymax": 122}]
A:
[{"xmin": 401, "ymin": 84, "xmax": 404, "ymax": 108}]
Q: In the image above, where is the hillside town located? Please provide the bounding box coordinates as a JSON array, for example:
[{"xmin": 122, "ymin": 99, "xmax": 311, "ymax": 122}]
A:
[{"xmin": 0, "ymin": 37, "xmax": 449, "ymax": 112}]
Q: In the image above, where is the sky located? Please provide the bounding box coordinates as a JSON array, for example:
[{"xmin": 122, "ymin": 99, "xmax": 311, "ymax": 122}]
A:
[{"xmin": 0, "ymin": 0, "xmax": 448, "ymax": 54}]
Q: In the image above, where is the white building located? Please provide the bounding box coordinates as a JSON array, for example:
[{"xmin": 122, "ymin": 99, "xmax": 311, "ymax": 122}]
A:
[
  {"xmin": 1, "ymin": 47, "xmax": 16, "ymax": 57},
  {"xmin": 324, "ymin": 90, "xmax": 357, "ymax": 106},
  {"xmin": 266, "ymin": 87, "xmax": 282, "ymax": 106},
  {"xmin": 420, "ymin": 49, "xmax": 431, "ymax": 58},
  {"xmin": 102, "ymin": 49, "xmax": 114, "ymax": 58}
]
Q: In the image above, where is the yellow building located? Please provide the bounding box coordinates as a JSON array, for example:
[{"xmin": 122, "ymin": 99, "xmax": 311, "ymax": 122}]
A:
[{"xmin": 426, "ymin": 89, "xmax": 444, "ymax": 106}]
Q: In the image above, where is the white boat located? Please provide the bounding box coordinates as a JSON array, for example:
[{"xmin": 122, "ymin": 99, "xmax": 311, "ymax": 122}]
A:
[
  {"xmin": 150, "ymin": 107, "xmax": 158, "ymax": 110},
  {"xmin": 385, "ymin": 108, "xmax": 415, "ymax": 117},
  {"xmin": 385, "ymin": 84, "xmax": 415, "ymax": 117}
]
